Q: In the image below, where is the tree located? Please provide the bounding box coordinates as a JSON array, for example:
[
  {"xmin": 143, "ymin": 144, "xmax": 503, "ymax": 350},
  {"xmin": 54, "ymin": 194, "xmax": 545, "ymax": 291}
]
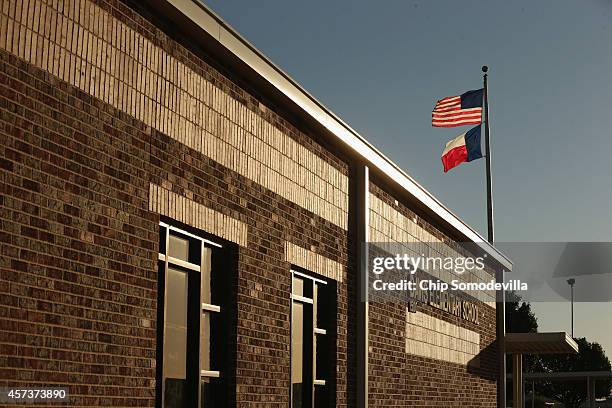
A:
[
  {"xmin": 505, "ymin": 291, "xmax": 538, "ymax": 334},
  {"xmin": 536, "ymin": 338, "xmax": 612, "ymax": 408},
  {"xmin": 505, "ymin": 291, "xmax": 541, "ymax": 406},
  {"xmin": 505, "ymin": 291, "xmax": 539, "ymax": 370},
  {"xmin": 504, "ymin": 292, "xmax": 612, "ymax": 407}
]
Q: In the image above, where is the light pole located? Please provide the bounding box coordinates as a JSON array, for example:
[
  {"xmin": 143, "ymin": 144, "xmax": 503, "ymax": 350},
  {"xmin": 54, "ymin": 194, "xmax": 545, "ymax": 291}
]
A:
[{"xmin": 567, "ymin": 278, "xmax": 575, "ymax": 338}]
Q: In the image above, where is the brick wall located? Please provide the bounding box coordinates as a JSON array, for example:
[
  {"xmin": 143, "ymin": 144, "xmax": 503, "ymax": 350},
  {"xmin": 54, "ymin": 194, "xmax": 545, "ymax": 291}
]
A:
[
  {"xmin": 368, "ymin": 182, "xmax": 498, "ymax": 407},
  {"xmin": 0, "ymin": 0, "xmax": 352, "ymax": 406},
  {"xmin": 0, "ymin": 49, "xmax": 158, "ymax": 407},
  {"xmin": 0, "ymin": 0, "xmax": 500, "ymax": 407},
  {"xmin": 0, "ymin": 0, "xmax": 349, "ymax": 229}
]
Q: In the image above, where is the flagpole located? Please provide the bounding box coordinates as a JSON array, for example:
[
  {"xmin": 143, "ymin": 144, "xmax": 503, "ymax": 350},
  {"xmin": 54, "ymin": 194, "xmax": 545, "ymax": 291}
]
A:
[
  {"xmin": 483, "ymin": 65, "xmax": 506, "ymax": 408},
  {"xmin": 482, "ymin": 66, "xmax": 494, "ymax": 243}
]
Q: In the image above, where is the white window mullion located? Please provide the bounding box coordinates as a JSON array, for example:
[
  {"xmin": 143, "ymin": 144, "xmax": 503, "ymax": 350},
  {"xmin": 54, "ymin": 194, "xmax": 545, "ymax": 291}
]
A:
[
  {"xmin": 291, "ymin": 294, "xmax": 313, "ymax": 304},
  {"xmin": 292, "ymin": 270, "xmax": 327, "ymax": 285},
  {"xmin": 160, "ymin": 222, "xmax": 225, "ymax": 408},
  {"xmin": 160, "ymin": 221, "xmax": 223, "ymax": 248},
  {"xmin": 166, "ymin": 255, "xmax": 200, "ymax": 272},
  {"xmin": 202, "ymin": 303, "xmax": 221, "ymax": 313}
]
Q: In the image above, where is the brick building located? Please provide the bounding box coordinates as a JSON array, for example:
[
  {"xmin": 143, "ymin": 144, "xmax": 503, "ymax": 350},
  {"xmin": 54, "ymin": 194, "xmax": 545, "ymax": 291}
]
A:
[{"xmin": 0, "ymin": 0, "xmax": 512, "ymax": 407}]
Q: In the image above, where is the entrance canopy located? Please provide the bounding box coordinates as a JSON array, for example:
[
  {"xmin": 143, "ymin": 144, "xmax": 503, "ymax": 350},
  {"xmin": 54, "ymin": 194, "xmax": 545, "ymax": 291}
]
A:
[
  {"xmin": 506, "ymin": 332, "xmax": 579, "ymax": 408},
  {"xmin": 505, "ymin": 332, "xmax": 579, "ymax": 355}
]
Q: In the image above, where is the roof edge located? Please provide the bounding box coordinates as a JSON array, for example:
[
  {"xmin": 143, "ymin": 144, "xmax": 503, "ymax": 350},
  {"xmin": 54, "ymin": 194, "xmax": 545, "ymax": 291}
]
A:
[{"xmin": 156, "ymin": 0, "xmax": 512, "ymax": 270}]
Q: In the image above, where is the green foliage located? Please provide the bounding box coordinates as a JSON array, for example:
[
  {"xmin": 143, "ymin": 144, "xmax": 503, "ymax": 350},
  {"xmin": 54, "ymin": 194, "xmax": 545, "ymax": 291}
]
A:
[
  {"xmin": 504, "ymin": 292, "xmax": 611, "ymax": 407},
  {"xmin": 505, "ymin": 291, "xmax": 538, "ymax": 334},
  {"xmin": 534, "ymin": 338, "xmax": 612, "ymax": 408},
  {"xmin": 505, "ymin": 291, "xmax": 539, "ymax": 379}
]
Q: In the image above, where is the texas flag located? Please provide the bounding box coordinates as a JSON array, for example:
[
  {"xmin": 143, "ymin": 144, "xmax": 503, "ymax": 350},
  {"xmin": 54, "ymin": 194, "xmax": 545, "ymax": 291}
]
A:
[{"xmin": 441, "ymin": 125, "xmax": 483, "ymax": 172}]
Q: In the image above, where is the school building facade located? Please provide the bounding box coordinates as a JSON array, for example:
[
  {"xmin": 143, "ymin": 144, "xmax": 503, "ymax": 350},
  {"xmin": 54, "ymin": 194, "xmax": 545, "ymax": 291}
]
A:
[{"xmin": 0, "ymin": 0, "xmax": 512, "ymax": 406}]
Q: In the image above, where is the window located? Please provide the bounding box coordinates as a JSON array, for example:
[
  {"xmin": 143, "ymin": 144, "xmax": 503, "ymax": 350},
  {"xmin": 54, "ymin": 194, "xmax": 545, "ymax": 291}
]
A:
[
  {"xmin": 157, "ymin": 222, "xmax": 232, "ymax": 408},
  {"xmin": 291, "ymin": 270, "xmax": 336, "ymax": 408}
]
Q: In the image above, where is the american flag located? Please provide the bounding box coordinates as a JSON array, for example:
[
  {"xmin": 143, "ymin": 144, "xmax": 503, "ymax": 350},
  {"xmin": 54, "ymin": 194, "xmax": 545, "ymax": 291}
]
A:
[{"xmin": 432, "ymin": 88, "xmax": 483, "ymax": 128}]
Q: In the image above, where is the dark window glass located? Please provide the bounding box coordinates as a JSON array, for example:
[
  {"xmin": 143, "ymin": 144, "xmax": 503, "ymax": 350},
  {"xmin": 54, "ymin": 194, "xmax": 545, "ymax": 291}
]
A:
[
  {"xmin": 164, "ymin": 377, "xmax": 186, "ymax": 408},
  {"xmin": 159, "ymin": 226, "xmax": 167, "ymax": 255},
  {"xmin": 316, "ymin": 284, "xmax": 333, "ymax": 331},
  {"xmin": 201, "ymin": 311, "xmax": 221, "ymax": 372},
  {"xmin": 201, "ymin": 377, "xmax": 223, "ymax": 407},
  {"xmin": 314, "ymin": 385, "xmax": 329, "ymax": 407},
  {"xmin": 315, "ymin": 335, "xmax": 329, "ymax": 381},
  {"xmin": 303, "ymin": 279, "xmax": 313, "ymax": 299},
  {"xmin": 188, "ymin": 237, "xmax": 201, "ymax": 265}
]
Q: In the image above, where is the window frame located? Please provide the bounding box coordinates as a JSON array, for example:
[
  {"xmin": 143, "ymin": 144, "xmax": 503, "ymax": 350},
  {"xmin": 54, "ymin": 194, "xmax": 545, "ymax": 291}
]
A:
[
  {"xmin": 157, "ymin": 221, "xmax": 229, "ymax": 408},
  {"xmin": 290, "ymin": 269, "xmax": 336, "ymax": 407}
]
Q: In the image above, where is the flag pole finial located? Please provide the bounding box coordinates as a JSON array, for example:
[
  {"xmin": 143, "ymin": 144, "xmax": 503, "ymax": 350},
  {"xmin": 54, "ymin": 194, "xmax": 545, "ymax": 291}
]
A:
[{"xmin": 480, "ymin": 63, "xmax": 505, "ymax": 408}]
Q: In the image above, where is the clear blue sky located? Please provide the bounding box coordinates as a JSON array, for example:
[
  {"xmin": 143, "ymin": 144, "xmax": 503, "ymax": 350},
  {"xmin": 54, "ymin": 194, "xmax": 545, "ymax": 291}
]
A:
[{"xmin": 204, "ymin": 0, "xmax": 612, "ymax": 354}]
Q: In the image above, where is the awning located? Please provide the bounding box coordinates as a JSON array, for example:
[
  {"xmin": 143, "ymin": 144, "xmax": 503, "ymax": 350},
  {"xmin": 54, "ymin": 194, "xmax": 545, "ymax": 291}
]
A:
[{"xmin": 505, "ymin": 332, "xmax": 579, "ymax": 355}]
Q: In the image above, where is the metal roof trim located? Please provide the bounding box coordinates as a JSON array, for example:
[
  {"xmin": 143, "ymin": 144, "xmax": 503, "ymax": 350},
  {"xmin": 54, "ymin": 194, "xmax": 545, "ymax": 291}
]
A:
[{"xmin": 161, "ymin": 0, "xmax": 512, "ymax": 270}]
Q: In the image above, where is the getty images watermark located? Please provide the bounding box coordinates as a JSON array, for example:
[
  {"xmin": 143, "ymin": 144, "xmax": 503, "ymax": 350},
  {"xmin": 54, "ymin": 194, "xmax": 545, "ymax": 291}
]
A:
[
  {"xmin": 364, "ymin": 242, "xmax": 528, "ymax": 306},
  {"xmin": 370, "ymin": 252, "xmax": 526, "ymax": 293},
  {"xmin": 365, "ymin": 242, "xmax": 612, "ymax": 305}
]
